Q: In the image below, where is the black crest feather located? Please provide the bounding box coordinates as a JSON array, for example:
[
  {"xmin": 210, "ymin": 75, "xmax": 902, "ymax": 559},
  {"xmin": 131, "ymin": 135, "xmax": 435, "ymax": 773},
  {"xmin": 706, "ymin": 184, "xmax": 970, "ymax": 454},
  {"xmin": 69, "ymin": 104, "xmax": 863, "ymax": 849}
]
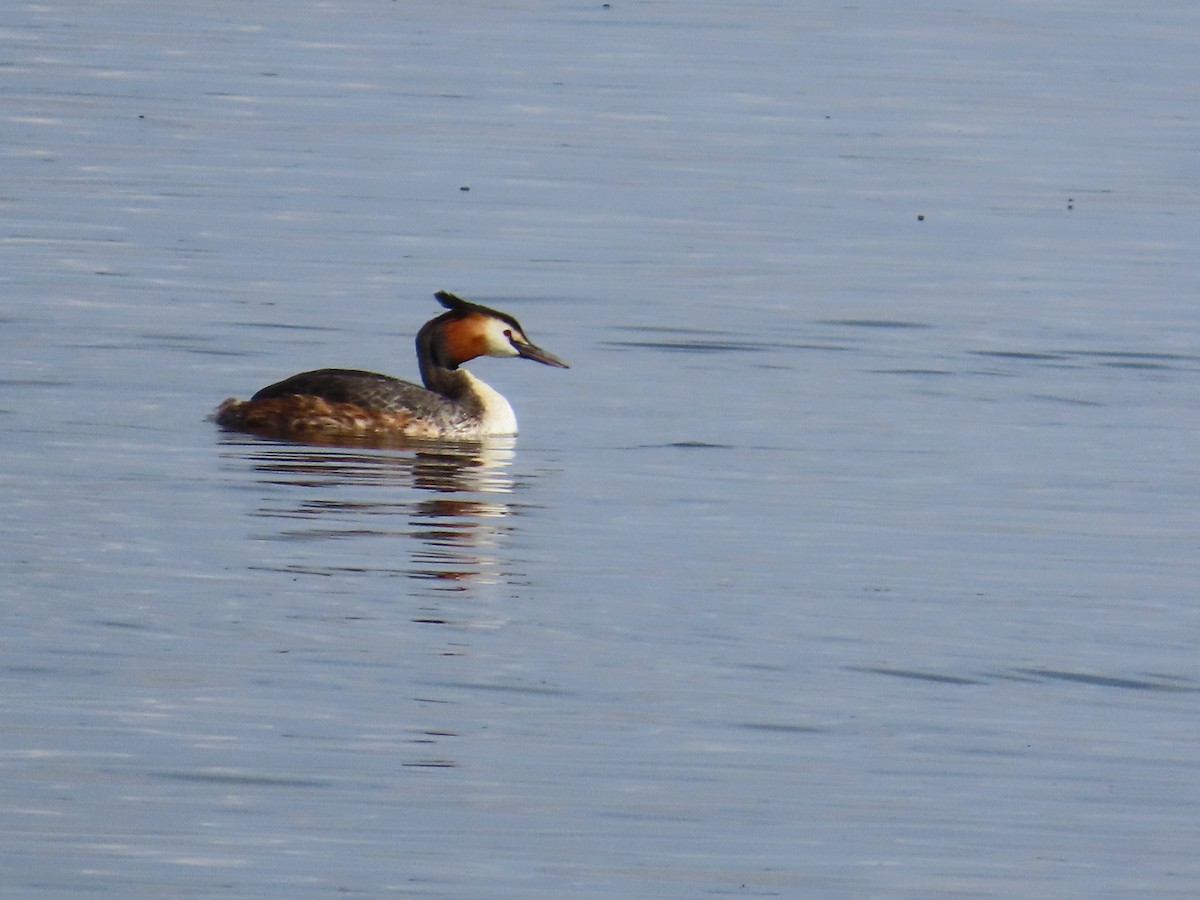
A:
[{"xmin": 433, "ymin": 291, "xmax": 521, "ymax": 331}]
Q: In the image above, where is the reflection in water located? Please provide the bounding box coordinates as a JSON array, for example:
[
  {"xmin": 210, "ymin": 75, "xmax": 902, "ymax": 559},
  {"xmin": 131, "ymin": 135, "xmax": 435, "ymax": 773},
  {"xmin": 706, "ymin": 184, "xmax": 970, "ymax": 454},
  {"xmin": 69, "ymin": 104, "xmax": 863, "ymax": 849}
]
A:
[{"xmin": 218, "ymin": 434, "xmax": 519, "ymax": 591}]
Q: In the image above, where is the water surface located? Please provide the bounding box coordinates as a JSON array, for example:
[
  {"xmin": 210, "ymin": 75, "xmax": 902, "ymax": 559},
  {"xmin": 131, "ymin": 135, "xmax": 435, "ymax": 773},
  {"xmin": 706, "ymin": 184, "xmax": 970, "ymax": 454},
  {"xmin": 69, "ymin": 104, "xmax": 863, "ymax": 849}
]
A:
[{"xmin": 2, "ymin": 1, "xmax": 1199, "ymax": 897}]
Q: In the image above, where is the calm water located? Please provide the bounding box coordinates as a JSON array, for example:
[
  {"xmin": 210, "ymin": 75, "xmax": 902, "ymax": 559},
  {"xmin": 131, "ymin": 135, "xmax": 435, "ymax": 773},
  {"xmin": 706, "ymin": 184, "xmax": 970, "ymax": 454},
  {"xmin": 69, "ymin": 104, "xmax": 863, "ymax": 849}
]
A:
[{"xmin": 3, "ymin": 1, "xmax": 1199, "ymax": 897}]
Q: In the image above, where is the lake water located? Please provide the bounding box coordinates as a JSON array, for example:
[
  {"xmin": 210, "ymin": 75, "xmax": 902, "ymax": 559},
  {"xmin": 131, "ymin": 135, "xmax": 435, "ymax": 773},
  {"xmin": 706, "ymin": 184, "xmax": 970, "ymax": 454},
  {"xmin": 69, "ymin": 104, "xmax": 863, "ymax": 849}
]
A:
[{"xmin": 3, "ymin": 1, "xmax": 1199, "ymax": 897}]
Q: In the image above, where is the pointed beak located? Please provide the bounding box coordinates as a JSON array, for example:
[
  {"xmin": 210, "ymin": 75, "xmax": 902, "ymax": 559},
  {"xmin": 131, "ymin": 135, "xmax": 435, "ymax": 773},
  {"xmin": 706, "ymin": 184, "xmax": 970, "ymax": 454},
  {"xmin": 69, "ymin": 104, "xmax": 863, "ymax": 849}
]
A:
[{"xmin": 513, "ymin": 339, "xmax": 570, "ymax": 369}]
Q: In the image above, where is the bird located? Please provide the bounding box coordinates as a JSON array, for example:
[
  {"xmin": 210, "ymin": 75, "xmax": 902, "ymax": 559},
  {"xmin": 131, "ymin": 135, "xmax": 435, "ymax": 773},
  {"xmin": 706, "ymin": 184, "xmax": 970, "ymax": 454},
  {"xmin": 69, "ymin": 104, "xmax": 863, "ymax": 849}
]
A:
[{"xmin": 214, "ymin": 291, "xmax": 568, "ymax": 440}]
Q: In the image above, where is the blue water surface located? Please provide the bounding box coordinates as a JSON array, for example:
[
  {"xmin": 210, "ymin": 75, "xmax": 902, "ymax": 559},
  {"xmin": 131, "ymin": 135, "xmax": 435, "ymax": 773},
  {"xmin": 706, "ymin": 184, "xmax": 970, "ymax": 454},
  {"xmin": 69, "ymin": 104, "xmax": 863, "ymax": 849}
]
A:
[{"xmin": 2, "ymin": 2, "xmax": 1198, "ymax": 897}]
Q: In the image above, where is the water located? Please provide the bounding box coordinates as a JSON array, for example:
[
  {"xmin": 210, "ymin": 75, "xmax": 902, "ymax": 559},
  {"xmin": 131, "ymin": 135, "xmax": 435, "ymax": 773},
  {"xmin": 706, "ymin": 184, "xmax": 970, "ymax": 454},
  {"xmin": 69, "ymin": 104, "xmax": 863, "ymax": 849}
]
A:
[{"xmin": 3, "ymin": 1, "xmax": 1199, "ymax": 897}]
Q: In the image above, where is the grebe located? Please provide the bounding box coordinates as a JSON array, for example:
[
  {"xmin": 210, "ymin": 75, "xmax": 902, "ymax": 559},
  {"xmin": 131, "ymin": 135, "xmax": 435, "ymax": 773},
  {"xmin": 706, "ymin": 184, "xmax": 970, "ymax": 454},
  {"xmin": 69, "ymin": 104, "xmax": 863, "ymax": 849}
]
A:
[{"xmin": 215, "ymin": 291, "xmax": 568, "ymax": 440}]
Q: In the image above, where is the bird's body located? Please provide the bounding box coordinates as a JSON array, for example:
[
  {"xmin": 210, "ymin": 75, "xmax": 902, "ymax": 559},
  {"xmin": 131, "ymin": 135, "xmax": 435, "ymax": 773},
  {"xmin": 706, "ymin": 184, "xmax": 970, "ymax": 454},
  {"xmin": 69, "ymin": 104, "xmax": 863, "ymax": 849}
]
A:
[{"xmin": 214, "ymin": 291, "xmax": 568, "ymax": 440}]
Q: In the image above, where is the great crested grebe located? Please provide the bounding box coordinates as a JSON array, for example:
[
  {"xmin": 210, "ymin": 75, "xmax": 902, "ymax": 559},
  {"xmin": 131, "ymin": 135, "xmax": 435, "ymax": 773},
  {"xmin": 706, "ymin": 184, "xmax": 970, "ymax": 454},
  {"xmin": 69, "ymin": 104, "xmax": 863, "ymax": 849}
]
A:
[{"xmin": 215, "ymin": 291, "xmax": 568, "ymax": 440}]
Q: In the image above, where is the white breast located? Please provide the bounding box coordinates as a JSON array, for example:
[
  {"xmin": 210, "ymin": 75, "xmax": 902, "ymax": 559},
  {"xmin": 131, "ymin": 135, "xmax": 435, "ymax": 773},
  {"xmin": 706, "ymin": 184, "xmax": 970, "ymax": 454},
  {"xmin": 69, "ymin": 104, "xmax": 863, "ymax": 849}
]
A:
[{"xmin": 459, "ymin": 370, "xmax": 518, "ymax": 435}]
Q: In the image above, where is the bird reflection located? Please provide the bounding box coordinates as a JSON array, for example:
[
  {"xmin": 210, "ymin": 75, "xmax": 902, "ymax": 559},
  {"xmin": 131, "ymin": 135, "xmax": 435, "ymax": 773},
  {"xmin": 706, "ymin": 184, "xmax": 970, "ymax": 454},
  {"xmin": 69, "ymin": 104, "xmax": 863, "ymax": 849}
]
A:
[{"xmin": 218, "ymin": 433, "xmax": 520, "ymax": 591}]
